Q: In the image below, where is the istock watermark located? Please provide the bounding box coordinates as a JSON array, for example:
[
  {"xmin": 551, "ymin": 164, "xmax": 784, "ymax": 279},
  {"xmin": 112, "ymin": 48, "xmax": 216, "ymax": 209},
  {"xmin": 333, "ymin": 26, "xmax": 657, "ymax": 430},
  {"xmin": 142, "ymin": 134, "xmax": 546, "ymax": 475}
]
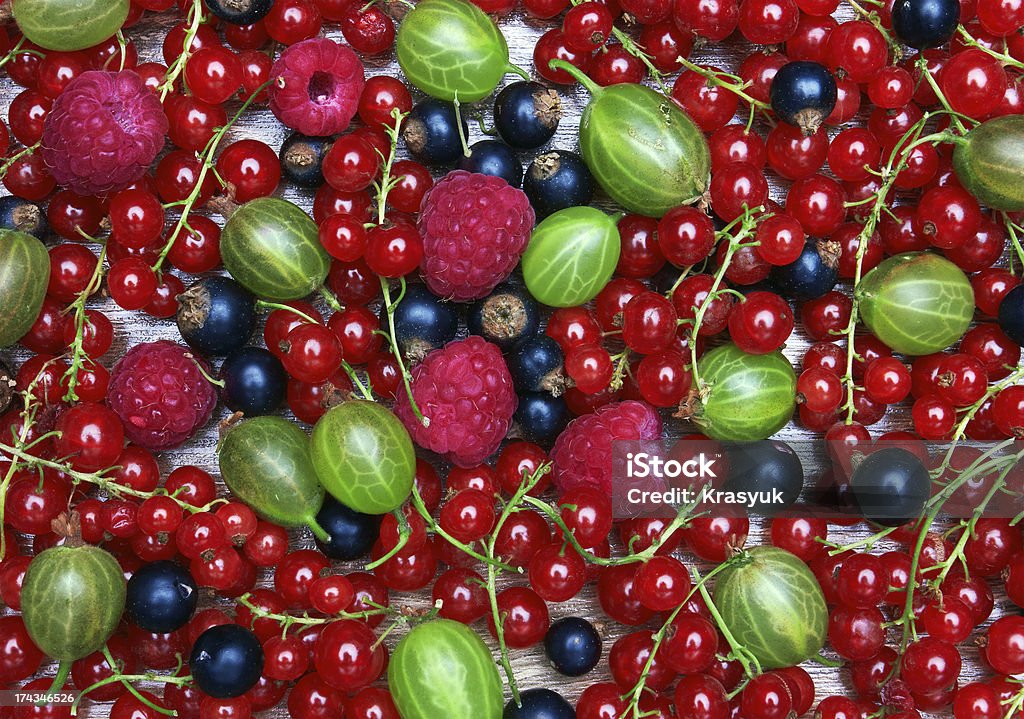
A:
[{"xmin": 608, "ymin": 437, "xmax": 1024, "ymax": 520}]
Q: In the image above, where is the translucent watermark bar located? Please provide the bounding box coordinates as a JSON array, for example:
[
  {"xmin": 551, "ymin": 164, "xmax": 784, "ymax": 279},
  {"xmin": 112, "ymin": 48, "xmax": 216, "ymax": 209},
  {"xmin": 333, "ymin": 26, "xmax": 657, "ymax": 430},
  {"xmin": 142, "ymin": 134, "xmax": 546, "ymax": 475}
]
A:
[
  {"xmin": 609, "ymin": 438, "xmax": 1023, "ymax": 521},
  {"xmin": 0, "ymin": 690, "xmax": 79, "ymax": 707}
]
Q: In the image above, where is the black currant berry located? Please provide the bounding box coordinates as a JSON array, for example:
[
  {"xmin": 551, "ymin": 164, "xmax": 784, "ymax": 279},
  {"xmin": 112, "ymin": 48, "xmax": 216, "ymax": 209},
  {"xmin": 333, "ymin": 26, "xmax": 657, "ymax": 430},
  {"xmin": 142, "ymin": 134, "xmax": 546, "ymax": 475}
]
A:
[
  {"xmin": 507, "ymin": 336, "xmax": 566, "ymax": 394},
  {"xmin": 402, "ymin": 99, "xmax": 469, "ymax": 166},
  {"xmin": 722, "ymin": 441, "xmax": 803, "ymax": 516},
  {"xmin": 205, "ymin": 0, "xmax": 274, "ymax": 25},
  {"xmin": 459, "ymin": 140, "xmax": 523, "ymax": 187},
  {"xmin": 849, "ymin": 447, "xmax": 931, "ymax": 526},
  {"xmin": 219, "ymin": 347, "xmax": 287, "ymax": 416},
  {"xmin": 544, "ymin": 617, "xmax": 602, "ymax": 677},
  {"xmin": 314, "ymin": 496, "xmax": 382, "ymax": 561},
  {"xmin": 999, "ymin": 284, "xmax": 1024, "ymax": 347},
  {"xmin": 770, "ymin": 240, "xmax": 840, "ymax": 300},
  {"xmin": 189, "ymin": 625, "xmax": 264, "ymax": 698},
  {"xmin": 0, "ymin": 196, "xmax": 46, "ymax": 239},
  {"xmin": 125, "ymin": 560, "xmax": 199, "ymax": 633},
  {"xmin": 891, "ymin": 0, "xmax": 960, "ymax": 49},
  {"xmin": 279, "ymin": 133, "xmax": 331, "ymax": 188},
  {"xmin": 769, "ymin": 61, "xmax": 837, "ymax": 135},
  {"xmin": 523, "ymin": 150, "xmax": 595, "ymax": 218},
  {"xmin": 176, "ymin": 276, "xmax": 257, "ymax": 357},
  {"xmin": 513, "ymin": 391, "xmax": 571, "ymax": 445},
  {"xmin": 503, "ymin": 688, "xmax": 575, "ymax": 719},
  {"xmin": 493, "ymin": 81, "xmax": 562, "ymax": 150},
  {"xmin": 467, "ymin": 281, "xmax": 541, "ymax": 352},
  {"xmin": 384, "ymin": 283, "xmax": 459, "ymax": 362}
]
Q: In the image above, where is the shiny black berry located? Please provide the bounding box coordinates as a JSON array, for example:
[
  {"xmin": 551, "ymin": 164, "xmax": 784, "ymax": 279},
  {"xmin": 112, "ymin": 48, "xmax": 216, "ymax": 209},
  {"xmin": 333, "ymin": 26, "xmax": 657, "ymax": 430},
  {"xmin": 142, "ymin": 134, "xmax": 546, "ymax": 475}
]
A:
[
  {"xmin": 523, "ymin": 150, "xmax": 595, "ymax": 218},
  {"xmin": 544, "ymin": 617, "xmax": 601, "ymax": 677},
  {"xmin": 503, "ymin": 688, "xmax": 575, "ymax": 719},
  {"xmin": 0, "ymin": 196, "xmax": 46, "ymax": 239},
  {"xmin": 849, "ymin": 447, "xmax": 930, "ymax": 526},
  {"xmin": 126, "ymin": 561, "xmax": 199, "ymax": 633},
  {"xmin": 176, "ymin": 276, "xmax": 257, "ymax": 357},
  {"xmin": 402, "ymin": 99, "xmax": 469, "ymax": 166},
  {"xmin": 722, "ymin": 441, "xmax": 803, "ymax": 516},
  {"xmin": 998, "ymin": 284, "xmax": 1024, "ymax": 347},
  {"xmin": 314, "ymin": 495, "xmax": 381, "ymax": 561},
  {"xmin": 459, "ymin": 140, "xmax": 523, "ymax": 187},
  {"xmin": 514, "ymin": 392, "xmax": 571, "ymax": 445},
  {"xmin": 384, "ymin": 283, "xmax": 459, "ymax": 362},
  {"xmin": 219, "ymin": 347, "xmax": 287, "ymax": 416},
  {"xmin": 769, "ymin": 61, "xmax": 837, "ymax": 135},
  {"xmin": 190, "ymin": 625, "xmax": 264, "ymax": 698},
  {"xmin": 493, "ymin": 81, "xmax": 562, "ymax": 150},
  {"xmin": 892, "ymin": 0, "xmax": 960, "ymax": 49},
  {"xmin": 279, "ymin": 133, "xmax": 331, "ymax": 188},
  {"xmin": 206, "ymin": 0, "xmax": 273, "ymax": 24},
  {"xmin": 507, "ymin": 336, "xmax": 566, "ymax": 394},
  {"xmin": 770, "ymin": 239, "xmax": 839, "ymax": 300},
  {"xmin": 467, "ymin": 281, "xmax": 541, "ymax": 352}
]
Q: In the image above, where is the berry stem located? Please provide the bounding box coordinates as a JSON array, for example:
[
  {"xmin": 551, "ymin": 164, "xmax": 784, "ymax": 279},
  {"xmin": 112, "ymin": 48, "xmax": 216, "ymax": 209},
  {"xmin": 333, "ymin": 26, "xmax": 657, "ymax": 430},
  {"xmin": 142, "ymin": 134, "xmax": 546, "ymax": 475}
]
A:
[
  {"xmin": 0, "ymin": 36, "xmax": 29, "ymax": 70},
  {"xmin": 153, "ymin": 78, "xmax": 274, "ymax": 275},
  {"xmin": 693, "ymin": 563, "xmax": 763, "ymax": 677},
  {"xmin": 373, "ymin": 109, "xmax": 410, "ymax": 227},
  {"xmin": 61, "ymin": 235, "xmax": 108, "ymax": 402},
  {"xmin": 235, "ymin": 592, "xmax": 389, "ymax": 625},
  {"xmin": 158, "ymin": 0, "xmax": 206, "ymax": 101},
  {"xmin": 956, "ymin": 24, "xmax": 1024, "ymax": 71},
  {"xmin": 676, "ymin": 57, "xmax": 770, "ymax": 111},
  {"xmin": 364, "ymin": 509, "xmax": 411, "ymax": 570},
  {"xmin": 1002, "ymin": 214, "xmax": 1024, "ymax": 273},
  {"xmin": 0, "ymin": 141, "xmax": 41, "ymax": 183},
  {"xmin": 380, "ymin": 277, "xmax": 428, "ymax": 426}
]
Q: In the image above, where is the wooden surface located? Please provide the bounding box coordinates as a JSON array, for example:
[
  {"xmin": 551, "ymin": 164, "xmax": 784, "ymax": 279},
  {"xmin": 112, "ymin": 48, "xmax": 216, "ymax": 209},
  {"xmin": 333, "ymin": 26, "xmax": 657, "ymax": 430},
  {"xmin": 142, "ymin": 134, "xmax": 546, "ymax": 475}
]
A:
[{"xmin": 0, "ymin": 6, "xmax": 1014, "ymax": 718}]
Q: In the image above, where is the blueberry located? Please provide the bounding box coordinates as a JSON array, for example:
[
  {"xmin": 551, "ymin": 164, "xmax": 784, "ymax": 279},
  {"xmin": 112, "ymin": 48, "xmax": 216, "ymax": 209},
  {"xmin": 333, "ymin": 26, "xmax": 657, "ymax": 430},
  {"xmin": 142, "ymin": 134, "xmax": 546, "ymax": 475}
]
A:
[
  {"xmin": 402, "ymin": 99, "xmax": 469, "ymax": 166},
  {"xmin": 314, "ymin": 495, "xmax": 382, "ymax": 561},
  {"xmin": 467, "ymin": 281, "xmax": 541, "ymax": 352},
  {"xmin": 514, "ymin": 392, "xmax": 571, "ymax": 445},
  {"xmin": 219, "ymin": 347, "xmax": 287, "ymax": 416},
  {"xmin": 507, "ymin": 336, "xmax": 566, "ymax": 394},
  {"xmin": 176, "ymin": 276, "xmax": 257, "ymax": 357},
  {"xmin": 892, "ymin": 0, "xmax": 960, "ymax": 49},
  {"xmin": 459, "ymin": 140, "xmax": 523, "ymax": 187},
  {"xmin": 126, "ymin": 561, "xmax": 199, "ymax": 633},
  {"xmin": 722, "ymin": 441, "xmax": 803, "ymax": 516},
  {"xmin": 769, "ymin": 61, "xmax": 837, "ymax": 135},
  {"xmin": 543, "ymin": 617, "xmax": 602, "ymax": 676},
  {"xmin": 383, "ymin": 283, "xmax": 459, "ymax": 361},
  {"xmin": 279, "ymin": 133, "xmax": 331, "ymax": 188},
  {"xmin": 523, "ymin": 150, "xmax": 595, "ymax": 218},
  {"xmin": 770, "ymin": 239, "xmax": 839, "ymax": 300},
  {"xmin": 493, "ymin": 81, "xmax": 561, "ymax": 150},
  {"xmin": 0, "ymin": 196, "xmax": 46, "ymax": 239},
  {"xmin": 190, "ymin": 625, "xmax": 264, "ymax": 698},
  {"xmin": 205, "ymin": 0, "xmax": 273, "ymax": 24},
  {"xmin": 503, "ymin": 688, "xmax": 575, "ymax": 719},
  {"xmin": 998, "ymin": 284, "xmax": 1024, "ymax": 347}
]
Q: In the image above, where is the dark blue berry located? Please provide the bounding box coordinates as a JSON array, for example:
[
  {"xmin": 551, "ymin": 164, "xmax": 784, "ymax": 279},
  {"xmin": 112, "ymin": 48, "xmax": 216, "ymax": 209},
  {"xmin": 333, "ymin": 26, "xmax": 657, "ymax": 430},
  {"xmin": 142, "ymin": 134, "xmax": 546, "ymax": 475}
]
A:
[
  {"xmin": 523, "ymin": 150, "xmax": 595, "ymax": 218},
  {"xmin": 126, "ymin": 561, "xmax": 199, "ymax": 634},
  {"xmin": 384, "ymin": 283, "xmax": 459, "ymax": 361},
  {"xmin": 769, "ymin": 61, "xmax": 837, "ymax": 135},
  {"xmin": 467, "ymin": 281, "xmax": 541, "ymax": 352},
  {"xmin": 722, "ymin": 441, "xmax": 803, "ymax": 516},
  {"xmin": 459, "ymin": 140, "xmax": 523, "ymax": 187},
  {"xmin": 892, "ymin": 0, "xmax": 960, "ymax": 49},
  {"xmin": 219, "ymin": 347, "xmax": 287, "ymax": 416},
  {"xmin": 0, "ymin": 196, "xmax": 46, "ymax": 239},
  {"xmin": 543, "ymin": 617, "xmax": 602, "ymax": 677},
  {"xmin": 314, "ymin": 495, "xmax": 381, "ymax": 561},
  {"xmin": 205, "ymin": 0, "xmax": 273, "ymax": 24},
  {"xmin": 402, "ymin": 99, "xmax": 469, "ymax": 166},
  {"xmin": 493, "ymin": 81, "xmax": 562, "ymax": 150},
  {"xmin": 507, "ymin": 336, "xmax": 566, "ymax": 394},
  {"xmin": 279, "ymin": 133, "xmax": 331, "ymax": 188},
  {"xmin": 849, "ymin": 447, "xmax": 930, "ymax": 527},
  {"xmin": 190, "ymin": 625, "xmax": 264, "ymax": 698},
  {"xmin": 998, "ymin": 284, "xmax": 1024, "ymax": 347},
  {"xmin": 176, "ymin": 276, "xmax": 257, "ymax": 357},
  {"xmin": 514, "ymin": 392, "xmax": 571, "ymax": 445},
  {"xmin": 770, "ymin": 239, "xmax": 839, "ymax": 300},
  {"xmin": 503, "ymin": 689, "xmax": 575, "ymax": 719}
]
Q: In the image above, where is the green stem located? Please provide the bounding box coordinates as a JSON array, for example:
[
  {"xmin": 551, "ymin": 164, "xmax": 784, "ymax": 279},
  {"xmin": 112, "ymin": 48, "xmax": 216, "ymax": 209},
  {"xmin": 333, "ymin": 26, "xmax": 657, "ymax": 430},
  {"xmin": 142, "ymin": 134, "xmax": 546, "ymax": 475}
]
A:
[
  {"xmin": 547, "ymin": 59, "xmax": 602, "ymax": 96},
  {"xmin": 46, "ymin": 661, "xmax": 72, "ymax": 695},
  {"xmin": 695, "ymin": 565, "xmax": 762, "ymax": 677},
  {"xmin": 0, "ymin": 141, "xmax": 41, "ymax": 183},
  {"xmin": 677, "ymin": 58, "xmax": 770, "ymax": 110},
  {"xmin": 62, "ymin": 239, "xmax": 107, "ymax": 401},
  {"xmin": 380, "ymin": 278, "xmax": 427, "ymax": 426},
  {"xmin": 158, "ymin": 0, "xmax": 205, "ymax": 101}
]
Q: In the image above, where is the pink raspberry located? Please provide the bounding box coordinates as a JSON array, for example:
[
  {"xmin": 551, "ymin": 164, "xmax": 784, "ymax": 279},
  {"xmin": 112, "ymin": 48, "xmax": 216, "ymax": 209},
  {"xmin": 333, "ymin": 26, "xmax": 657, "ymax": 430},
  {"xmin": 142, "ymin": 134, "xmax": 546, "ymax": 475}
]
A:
[
  {"xmin": 269, "ymin": 38, "xmax": 365, "ymax": 137},
  {"xmin": 418, "ymin": 171, "xmax": 535, "ymax": 302},
  {"xmin": 395, "ymin": 336, "xmax": 517, "ymax": 467},
  {"xmin": 551, "ymin": 400, "xmax": 663, "ymax": 495},
  {"xmin": 107, "ymin": 341, "xmax": 218, "ymax": 452},
  {"xmin": 41, "ymin": 70, "xmax": 168, "ymax": 196}
]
